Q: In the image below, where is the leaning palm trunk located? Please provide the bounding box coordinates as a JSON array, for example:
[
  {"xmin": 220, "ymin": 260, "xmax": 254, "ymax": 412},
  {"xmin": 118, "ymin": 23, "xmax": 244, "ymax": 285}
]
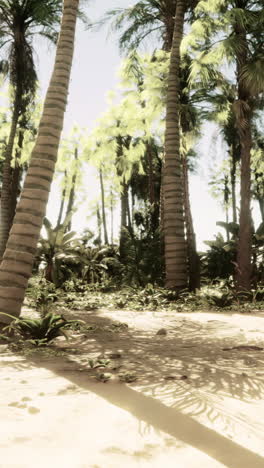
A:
[
  {"xmin": 0, "ymin": 92, "xmax": 21, "ymax": 262},
  {"xmin": 0, "ymin": 0, "xmax": 79, "ymax": 323},
  {"xmin": 163, "ymin": 0, "xmax": 187, "ymax": 290}
]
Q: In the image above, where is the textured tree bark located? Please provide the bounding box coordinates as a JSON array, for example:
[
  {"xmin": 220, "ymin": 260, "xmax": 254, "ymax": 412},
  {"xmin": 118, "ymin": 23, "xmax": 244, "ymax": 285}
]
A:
[
  {"xmin": 235, "ymin": 21, "xmax": 253, "ymax": 293},
  {"xmin": 236, "ymin": 124, "xmax": 253, "ymax": 291},
  {"xmin": 163, "ymin": 0, "xmax": 187, "ymax": 290},
  {"xmin": 0, "ymin": 0, "xmax": 80, "ymax": 323},
  {"xmin": 159, "ymin": 161, "xmax": 164, "ymax": 232},
  {"xmin": 230, "ymin": 146, "xmax": 237, "ymax": 224},
  {"xmin": 0, "ymin": 97, "xmax": 21, "ymax": 262},
  {"xmin": 8, "ymin": 129, "xmax": 25, "ymax": 231}
]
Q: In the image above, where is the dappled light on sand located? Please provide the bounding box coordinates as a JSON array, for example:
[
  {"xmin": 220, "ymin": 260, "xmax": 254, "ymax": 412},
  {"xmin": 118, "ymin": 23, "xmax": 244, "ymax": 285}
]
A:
[{"xmin": 1, "ymin": 308, "xmax": 264, "ymax": 467}]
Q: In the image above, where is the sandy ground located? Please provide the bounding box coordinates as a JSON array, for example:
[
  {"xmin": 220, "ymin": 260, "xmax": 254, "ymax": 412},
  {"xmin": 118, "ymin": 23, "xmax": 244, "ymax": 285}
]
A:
[{"xmin": 1, "ymin": 307, "xmax": 264, "ymax": 468}]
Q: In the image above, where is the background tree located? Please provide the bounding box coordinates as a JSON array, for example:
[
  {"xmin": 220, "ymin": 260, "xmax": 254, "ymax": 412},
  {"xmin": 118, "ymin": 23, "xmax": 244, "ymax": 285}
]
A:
[
  {"xmin": 186, "ymin": 0, "xmax": 264, "ymax": 291},
  {"xmin": 0, "ymin": 0, "xmax": 62, "ymax": 260}
]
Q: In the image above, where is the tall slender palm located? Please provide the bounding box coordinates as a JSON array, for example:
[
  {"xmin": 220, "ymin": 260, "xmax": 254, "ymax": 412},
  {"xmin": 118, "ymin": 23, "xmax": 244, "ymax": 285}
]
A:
[
  {"xmin": 163, "ymin": 0, "xmax": 187, "ymax": 289},
  {"xmin": 205, "ymin": 81, "xmax": 241, "ymax": 224},
  {"xmin": 97, "ymin": 0, "xmax": 198, "ymax": 290},
  {"xmin": 179, "ymin": 54, "xmax": 202, "ymax": 290},
  {"xmin": 188, "ymin": 0, "xmax": 264, "ymax": 291},
  {"xmin": 0, "ymin": 0, "xmax": 80, "ymax": 323},
  {"xmin": 0, "ymin": 0, "xmax": 62, "ymax": 261}
]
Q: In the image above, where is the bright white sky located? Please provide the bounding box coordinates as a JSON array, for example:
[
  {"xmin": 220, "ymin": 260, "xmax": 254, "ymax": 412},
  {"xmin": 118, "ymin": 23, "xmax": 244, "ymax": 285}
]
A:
[{"xmin": 33, "ymin": 0, "xmax": 260, "ymax": 250}]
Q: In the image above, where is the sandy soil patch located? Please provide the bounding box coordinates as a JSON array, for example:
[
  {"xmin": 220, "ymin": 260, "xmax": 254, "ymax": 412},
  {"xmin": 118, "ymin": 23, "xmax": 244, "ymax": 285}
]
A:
[{"xmin": 1, "ymin": 308, "xmax": 264, "ymax": 467}]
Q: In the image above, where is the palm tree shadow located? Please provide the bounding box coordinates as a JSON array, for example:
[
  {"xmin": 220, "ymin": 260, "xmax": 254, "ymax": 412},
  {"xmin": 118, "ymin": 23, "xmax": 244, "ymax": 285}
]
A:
[
  {"xmin": 22, "ymin": 309, "xmax": 264, "ymax": 468},
  {"xmin": 24, "ymin": 355, "xmax": 264, "ymax": 468}
]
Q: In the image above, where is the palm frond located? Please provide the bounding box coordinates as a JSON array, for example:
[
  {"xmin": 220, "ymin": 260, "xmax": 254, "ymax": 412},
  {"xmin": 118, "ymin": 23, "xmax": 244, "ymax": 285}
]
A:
[
  {"xmin": 240, "ymin": 58, "xmax": 264, "ymax": 96},
  {"xmin": 88, "ymin": 2, "xmax": 164, "ymax": 52}
]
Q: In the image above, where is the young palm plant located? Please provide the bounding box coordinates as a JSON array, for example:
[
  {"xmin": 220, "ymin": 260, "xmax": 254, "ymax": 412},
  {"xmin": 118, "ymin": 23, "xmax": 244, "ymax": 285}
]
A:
[
  {"xmin": 38, "ymin": 213, "xmax": 80, "ymax": 287},
  {"xmin": 0, "ymin": 311, "xmax": 84, "ymax": 345}
]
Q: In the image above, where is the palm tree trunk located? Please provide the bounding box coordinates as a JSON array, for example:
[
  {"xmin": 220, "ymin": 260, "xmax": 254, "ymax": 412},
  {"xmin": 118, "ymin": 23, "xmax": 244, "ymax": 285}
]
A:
[
  {"xmin": 96, "ymin": 204, "xmax": 102, "ymax": 246},
  {"xmin": 56, "ymin": 170, "xmax": 67, "ymax": 228},
  {"xmin": 0, "ymin": 94, "xmax": 21, "ymax": 262},
  {"xmin": 121, "ymin": 182, "xmax": 128, "ymax": 229},
  {"xmin": 0, "ymin": 0, "xmax": 79, "ymax": 322},
  {"xmin": 8, "ymin": 127, "xmax": 26, "ymax": 232},
  {"xmin": 224, "ymin": 175, "xmax": 230, "ymax": 241},
  {"xmin": 230, "ymin": 146, "xmax": 237, "ymax": 224},
  {"xmin": 159, "ymin": 161, "xmax": 164, "ymax": 232},
  {"xmin": 146, "ymin": 141, "xmax": 160, "ymax": 232},
  {"xmin": 9, "ymin": 165, "xmax": 23, "ymax": 224},
  {"xmin": 120, "ymin": 181, "xmax": 128, "ymax": 261},
  {"xmin": 236, "ymin": 124, "xmax": 253, "ymax": 291},
  {"xmin": 235, "ymin": 22, "xmax": 253, "ymax": 293},
  {"xmin": 126, "ymin": 188, "xmax": 132, "ymax": 232},
  {"xmin": 65, "ymin": 147, "xmax": 78, "ymax": 231},
  {"xmin": 182, "ymin": 156, "xmax": 200, "ymax": 291},
  {"xmin": 99, "ymin": 167, "xmax": 109, "ymax": 244},
  {"xmin": 163, "ymin": 0, "xmax": 187, "ymax": 290},
  {"xmin": 110, "ymin": 189, "xmax": 114, "ymax": 244},
  {"xmin": 146, "ymin": 142, "xmax": 155, "ymax": 205}
]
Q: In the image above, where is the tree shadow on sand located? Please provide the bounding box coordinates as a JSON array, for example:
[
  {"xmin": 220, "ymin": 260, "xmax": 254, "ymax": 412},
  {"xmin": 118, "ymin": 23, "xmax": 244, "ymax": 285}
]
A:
[{"xmin": 4, "ymin": 308, "xmax": 260, "ymax": 468}]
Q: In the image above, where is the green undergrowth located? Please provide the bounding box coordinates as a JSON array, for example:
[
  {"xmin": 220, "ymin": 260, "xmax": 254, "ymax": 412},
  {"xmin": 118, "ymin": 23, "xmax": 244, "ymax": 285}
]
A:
[{"xmin": 25, "ymin": 277, "xmax": 264, "ymax": 314}]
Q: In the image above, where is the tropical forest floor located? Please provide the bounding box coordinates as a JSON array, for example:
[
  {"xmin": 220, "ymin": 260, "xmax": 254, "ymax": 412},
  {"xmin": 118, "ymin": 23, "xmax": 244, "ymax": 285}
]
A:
[{"xmin": 1, "ymin": 300, "xmax": 264, "ymax": 468}]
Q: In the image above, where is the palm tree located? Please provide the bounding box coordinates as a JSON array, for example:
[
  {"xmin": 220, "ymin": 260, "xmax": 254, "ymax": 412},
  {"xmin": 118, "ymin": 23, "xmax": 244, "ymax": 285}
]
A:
[
  {"xmin": 251, "ymin": 130, "xmax": 264, "ymax": 223},
  {"xmin": 163, "ymin": 0, "xmax": 188, "ymax": 289},
  {"xmin": 0, "ymin": 0, "xmax": 62, "ymax": 261},
  {"xmin": 206, "ymin": 81, "xmax": 241, "ymax": 224},
  {"xmin": 94, "ymin": 0, "xmax": 177, "ymax": 52},
  {"xmin": 65, "ymin": 147, "xmax": 79, "ymax": 232},
  {"xmin": 0, "ymin": 0, "xmax": 80, "ymax": 323},
  {"xmin": 227, "ymin": 2, "xmax": 263, "ymax": 291},
  {"xmin": 187, "ymin": 0, "xmax": 264, "ymax": 291},
  {"xmin": 97, "ymin": 1, "xmax": 198, "ymax": 289}
]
